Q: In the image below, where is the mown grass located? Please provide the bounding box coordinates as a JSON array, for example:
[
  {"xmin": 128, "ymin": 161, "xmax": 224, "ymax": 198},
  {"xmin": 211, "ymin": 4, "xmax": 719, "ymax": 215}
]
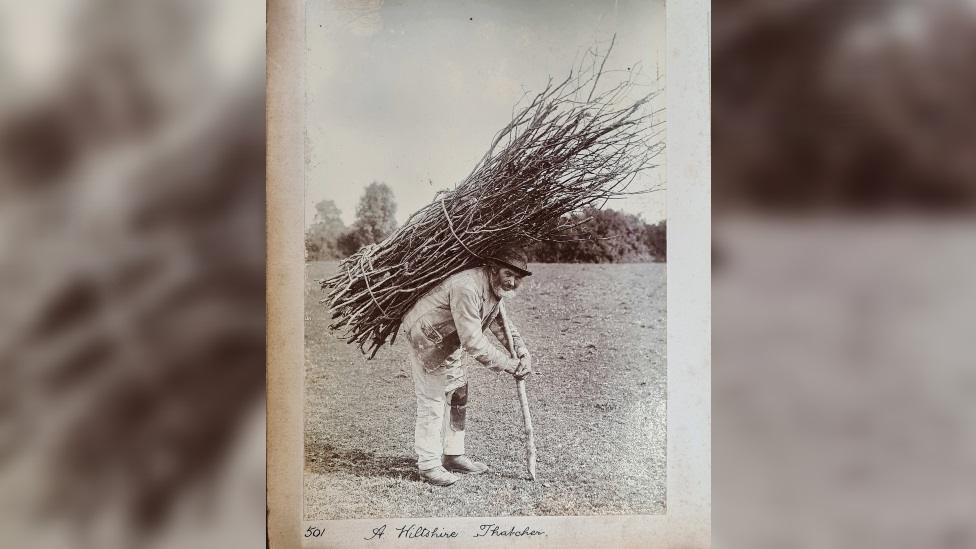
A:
[{"xmin": 304, "ymin": 262, "xmax": 666, "ymax": 519}]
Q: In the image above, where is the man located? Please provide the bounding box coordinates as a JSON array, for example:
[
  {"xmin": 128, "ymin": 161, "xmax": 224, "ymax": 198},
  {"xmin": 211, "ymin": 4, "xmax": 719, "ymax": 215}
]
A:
[{"xmin": 400, "ymin": 246, "xmax": 534, "ymax": 486}]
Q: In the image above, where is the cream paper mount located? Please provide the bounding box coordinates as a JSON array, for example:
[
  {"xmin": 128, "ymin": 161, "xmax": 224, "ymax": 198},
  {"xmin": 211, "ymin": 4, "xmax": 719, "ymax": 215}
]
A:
[{"xmin": 268, "ymin": 0, "xmax": 709, "ymax": 547}]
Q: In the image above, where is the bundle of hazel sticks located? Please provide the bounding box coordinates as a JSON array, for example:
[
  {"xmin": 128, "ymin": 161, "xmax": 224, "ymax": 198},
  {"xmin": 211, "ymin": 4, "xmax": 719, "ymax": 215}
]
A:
[{"xmin": 321, "ymin": 43, "xmax": 664, "ymax": 358}]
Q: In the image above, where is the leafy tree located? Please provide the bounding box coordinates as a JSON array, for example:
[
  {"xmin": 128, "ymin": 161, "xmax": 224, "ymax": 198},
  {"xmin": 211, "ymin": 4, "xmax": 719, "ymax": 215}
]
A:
[
  {"xmin": 353, "ymin": 182, "xmax": 398, "ymax": 244},
  {"xmin": 305, "ymin": 200, "xmax": 346, "ymax": 260},
  {"xmin": 335, "ymin": 182, "xmax": 398, "ymax": 256},
  {"xmin": 312, "ymin": 182, "xmax": 399, "ymax": 258},
  {"xmin": 643, "ymin": 220, "xmax": 666, "ymax": 262},
  {"xmin": 336, "ymin": 228, "xmax": 369, "ymax": 258}
]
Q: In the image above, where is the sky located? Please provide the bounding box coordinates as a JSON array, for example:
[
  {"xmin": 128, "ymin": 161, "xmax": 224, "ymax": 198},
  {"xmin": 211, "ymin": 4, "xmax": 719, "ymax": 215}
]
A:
[{"xmin": 305, "ymin": 0, "xmax": 667, "ymax": 228}]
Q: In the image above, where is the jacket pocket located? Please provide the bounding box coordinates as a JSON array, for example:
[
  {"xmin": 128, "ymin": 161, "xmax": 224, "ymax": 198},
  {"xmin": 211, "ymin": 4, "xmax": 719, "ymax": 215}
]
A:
[{"xmin": 420, "ymin": 320, "xmax": 443, "ymax": 344}]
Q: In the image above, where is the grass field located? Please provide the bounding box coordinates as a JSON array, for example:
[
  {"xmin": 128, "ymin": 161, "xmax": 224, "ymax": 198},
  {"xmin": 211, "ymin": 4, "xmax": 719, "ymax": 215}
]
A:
[{"xmin": 304, "ymin": 261, "xmax": 666, "ymax": 519}]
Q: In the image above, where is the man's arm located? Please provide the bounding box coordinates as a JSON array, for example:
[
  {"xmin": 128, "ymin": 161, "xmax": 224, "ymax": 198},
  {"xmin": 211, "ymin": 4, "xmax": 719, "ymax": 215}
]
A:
[
  {"xmin": 488, "ymin": 307, "xmax": 532, "ymax": 378},
  {"xmin": 488, "ymin": 313, "xmax": 530, "ymax": 360},
  {"xmin": 450, "ymin": 285, "xmax": 518, "ymax": 373}
]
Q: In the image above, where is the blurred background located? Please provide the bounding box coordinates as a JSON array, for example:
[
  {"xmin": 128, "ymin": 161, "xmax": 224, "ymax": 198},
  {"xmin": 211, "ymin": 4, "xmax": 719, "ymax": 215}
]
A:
[
  {"xmin": 0, "ymin": 0, "xmax": 265, "ymax": 548},
  {"xmin": 714, "ymin": 0, "xmax": 976, "ymax": 548}
]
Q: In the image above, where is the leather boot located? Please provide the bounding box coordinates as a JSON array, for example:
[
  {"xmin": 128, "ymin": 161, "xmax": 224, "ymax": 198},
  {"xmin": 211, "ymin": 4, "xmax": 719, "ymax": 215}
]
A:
[
  {"xmin": 443, "ymin": 454, "xmax": 489, "ymax": 475},
  {"xmin": 419, "ymin": 466, "xmax": 460, "ymax": 486}
]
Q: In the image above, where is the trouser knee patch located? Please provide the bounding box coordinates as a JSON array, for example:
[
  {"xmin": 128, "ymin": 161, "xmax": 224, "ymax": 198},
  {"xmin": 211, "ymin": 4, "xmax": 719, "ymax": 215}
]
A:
[{"xmin": 448, "ymin": 383, "xmax": 468, "ymax": 431}]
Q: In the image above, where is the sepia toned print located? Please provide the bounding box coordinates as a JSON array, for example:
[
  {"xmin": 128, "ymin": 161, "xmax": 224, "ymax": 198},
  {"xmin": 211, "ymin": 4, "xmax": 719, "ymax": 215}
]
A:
[
  {"xmin": 304, "ymin": 0, "xmax": 666, "ymax": 520},
  {"xmin": 267, "ymin": 0, "xmax": 709, "ymax": 546}
]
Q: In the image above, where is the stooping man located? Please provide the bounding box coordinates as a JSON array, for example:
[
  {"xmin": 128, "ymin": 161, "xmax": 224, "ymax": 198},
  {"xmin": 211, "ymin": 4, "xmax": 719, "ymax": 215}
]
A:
[{"xmin": 400, "ymin": 247, "xmax": 534, "ymax": 486}]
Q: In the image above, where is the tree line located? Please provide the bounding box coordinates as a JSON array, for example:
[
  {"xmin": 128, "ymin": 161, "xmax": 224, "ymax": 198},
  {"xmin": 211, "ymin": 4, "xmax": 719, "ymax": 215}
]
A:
[
  {"xmin": 525, "ymin": 206, "xmax": 665, "ymax": 263},
  {"xmin": 306, "ymin": 182, "xmax": 665, "ymax": 263}
]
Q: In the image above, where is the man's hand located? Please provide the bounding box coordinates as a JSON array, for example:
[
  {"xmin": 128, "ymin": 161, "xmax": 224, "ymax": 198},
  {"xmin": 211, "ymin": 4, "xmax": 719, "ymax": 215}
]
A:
[
  {"xmin": 514, "ymin": 354, "xmax": 533, "ymax": 379},
  {"xmin": 502, "ymin": 357, "xmax": 521, "ymax": 376}
]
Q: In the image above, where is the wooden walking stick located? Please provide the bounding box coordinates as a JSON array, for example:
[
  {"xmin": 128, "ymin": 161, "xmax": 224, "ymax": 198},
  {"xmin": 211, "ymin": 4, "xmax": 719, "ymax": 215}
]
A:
[{"xmin": 499, "ymin": 302, "xmax": 537, "ymax": 481}]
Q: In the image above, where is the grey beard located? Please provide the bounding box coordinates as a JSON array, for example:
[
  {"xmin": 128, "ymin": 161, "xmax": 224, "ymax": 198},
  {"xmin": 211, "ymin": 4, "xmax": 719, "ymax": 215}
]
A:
[{"xmin": 497, "ymin": 287, "xmax": 517, "ymax": 300}]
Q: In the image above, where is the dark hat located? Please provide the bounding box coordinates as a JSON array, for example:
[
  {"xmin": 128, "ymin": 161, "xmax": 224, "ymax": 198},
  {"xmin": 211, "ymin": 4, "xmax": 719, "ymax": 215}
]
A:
[{"xmin": 486, "ymin": 247, "xmax": 532, "ymax": 277}]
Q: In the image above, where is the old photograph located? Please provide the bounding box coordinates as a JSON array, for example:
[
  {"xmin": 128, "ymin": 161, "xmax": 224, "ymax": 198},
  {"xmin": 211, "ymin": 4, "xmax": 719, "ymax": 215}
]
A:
[{"xmin": 303, "ymin": 0, "xmax": 667, "ymax": 520}]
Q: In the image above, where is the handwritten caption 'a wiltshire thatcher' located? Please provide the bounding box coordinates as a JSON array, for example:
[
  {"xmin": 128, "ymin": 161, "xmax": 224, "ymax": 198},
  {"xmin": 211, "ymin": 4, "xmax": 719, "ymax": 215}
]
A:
[
  {"xmin": 305, "ymin": 523, "xmax": 545, "ymax": 541},
  {"xmin": 366, "ymin": 523, "xmax": 545, "ymax": 540}
]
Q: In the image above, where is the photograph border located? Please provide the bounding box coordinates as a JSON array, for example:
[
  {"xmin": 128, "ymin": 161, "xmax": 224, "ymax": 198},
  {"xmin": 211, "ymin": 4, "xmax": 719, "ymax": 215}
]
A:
[{"xmin": 267, "ymin": 0, "xmax": 710, "ymax": 546}]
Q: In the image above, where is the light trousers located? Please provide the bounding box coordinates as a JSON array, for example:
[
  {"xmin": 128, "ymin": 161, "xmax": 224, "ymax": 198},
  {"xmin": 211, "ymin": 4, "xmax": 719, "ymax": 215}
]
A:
[{"xmin": 408, "ymin": 350, "xmax": 468, "ymax": 471}]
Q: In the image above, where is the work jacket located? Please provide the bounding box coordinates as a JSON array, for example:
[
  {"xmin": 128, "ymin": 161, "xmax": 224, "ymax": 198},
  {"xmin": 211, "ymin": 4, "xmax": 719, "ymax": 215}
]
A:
[{"xmin": 402, "ymin": 267, "xmax": 529, "ymax": 372}]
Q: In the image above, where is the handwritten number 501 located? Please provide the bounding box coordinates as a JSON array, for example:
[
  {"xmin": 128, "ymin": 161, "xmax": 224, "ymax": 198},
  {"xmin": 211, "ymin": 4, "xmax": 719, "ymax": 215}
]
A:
[{"xmin": 305, "ymin": 526, "xmax": 324, "ymax": 538}]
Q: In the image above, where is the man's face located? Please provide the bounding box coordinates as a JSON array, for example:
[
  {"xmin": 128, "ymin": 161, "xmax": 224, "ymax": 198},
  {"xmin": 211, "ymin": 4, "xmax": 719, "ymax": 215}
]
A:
[{"xmin": 490, "ymin": 266, "xmax": 524, "ymax": 299}]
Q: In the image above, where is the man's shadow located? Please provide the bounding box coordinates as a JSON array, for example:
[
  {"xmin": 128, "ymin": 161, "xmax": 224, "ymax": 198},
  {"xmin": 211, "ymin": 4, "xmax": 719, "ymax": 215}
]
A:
[{"xmin": 305, "ymin": 442, "xmax": 421, "ymax": 481}]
